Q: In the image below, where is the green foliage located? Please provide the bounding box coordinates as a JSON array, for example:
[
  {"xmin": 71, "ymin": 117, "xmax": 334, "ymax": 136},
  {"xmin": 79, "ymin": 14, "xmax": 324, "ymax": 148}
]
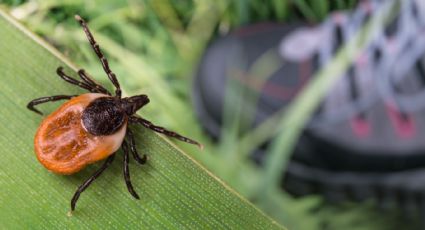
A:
[
  {"xmin": 0, "ymin": 10, "xmax": 283, "ymax": 229},
  {"xmin": 0, "ymin": 0, "xmax": 421, "ymax": 229}
]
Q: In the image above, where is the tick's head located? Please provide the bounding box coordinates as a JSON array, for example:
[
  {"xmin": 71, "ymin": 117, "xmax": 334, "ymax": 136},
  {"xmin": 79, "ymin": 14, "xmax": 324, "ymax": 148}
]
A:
[{"xmin": 122, "ymin": 95, "xmax": 150, "ymax": 115}]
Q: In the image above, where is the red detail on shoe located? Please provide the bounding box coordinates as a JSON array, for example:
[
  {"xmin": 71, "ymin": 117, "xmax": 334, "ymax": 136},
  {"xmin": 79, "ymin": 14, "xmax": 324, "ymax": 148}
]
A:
[
  {"xmin": 350, "ymin": 116, "xmax": 370, "ymax": 138},
  {"xmin": 356, "ymin": 52, "xmax": 369, "ymax": 67},
  {"xmin": 386, "ymin": 38, "xmax": 397, "ymax": 53},
  {"xmin": 234, "ymin": 23, "xmax": 283, "ymax": 38},
  {"xmin": 333, "ymin": 13, "xmax": 346, "ymax": 24},
  {"xmin": 232, "ymin": 59, "xmax": 310, "ymax": 101},
  {"xmin": 386, "ymin": 104, "xmax": 416, "ymax": 139},
  {"xmin": 361, "ymin": 1, "xmax": 373, "ymax": 13}
]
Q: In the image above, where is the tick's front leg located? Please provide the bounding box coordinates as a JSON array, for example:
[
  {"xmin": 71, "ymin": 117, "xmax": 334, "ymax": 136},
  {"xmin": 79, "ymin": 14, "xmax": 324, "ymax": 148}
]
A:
[
  {"xmin": 129, "ymin": 116, "xmax": 203, "ymax": 149},
  {"xmin": 126, "ymin": 129, "xmax": 147, "ymax": 165},
  {"xmin": 122, "ymin": 140, "xmax": 140, "ymax": 199}
]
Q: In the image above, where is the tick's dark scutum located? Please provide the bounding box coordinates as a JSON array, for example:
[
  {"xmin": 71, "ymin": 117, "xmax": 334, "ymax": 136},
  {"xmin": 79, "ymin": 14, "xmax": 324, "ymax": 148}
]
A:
[{"xmin": 82, "ymin": 97, "xmax": 126, "ymax": 136}]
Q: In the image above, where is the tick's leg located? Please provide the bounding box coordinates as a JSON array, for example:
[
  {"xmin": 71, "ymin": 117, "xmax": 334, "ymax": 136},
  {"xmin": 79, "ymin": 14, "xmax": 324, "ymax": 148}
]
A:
[
  {"xmin": 74, "ymin": 15, "xmax": 121, "ymax": 97},
  {"xmin": 122, "ymin": 140, "xmax": 140, "ymax": 199},
  {"xmin": 27, "ymin": 95, "xmax": 77, "ymax": 115},
  {"xmin": 70, "ymin": 154, "xmax": 115, "ymax": 211},
  {"xmin": 57, "ymin": 67, "xmax": 101, "ymax": 93},
  {"xmin": 77, "ymin": 69, "xmax": 111, "ymax": 95},
  {"xmin": 127, "ymin": 129, "xmax": 147, "ymax": 165},
  {"xmin": 130, "ymin": 116, "xmax": 203, "ymax": 149}
]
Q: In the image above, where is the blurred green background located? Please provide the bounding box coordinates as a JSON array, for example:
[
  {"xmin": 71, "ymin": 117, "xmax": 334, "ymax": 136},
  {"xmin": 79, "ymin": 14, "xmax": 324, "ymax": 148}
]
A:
[{"xmin": 0, "ymin": 0, "xmax": 421, "ymax": 229}]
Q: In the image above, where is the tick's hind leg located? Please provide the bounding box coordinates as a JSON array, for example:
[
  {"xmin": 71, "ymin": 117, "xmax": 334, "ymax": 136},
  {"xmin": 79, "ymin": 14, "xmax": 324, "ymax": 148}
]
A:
[
  {"xmin": 122, "ymin": 140, "xmax": 140, "ymax": 199},
  {"xmin": 77, "ymin": 69, "xmax": 111, "ymax": 95},
  {"xmin": 129, "ymin": 116, "xmax": 203, "ymax": 149},
  {"xmin": 71, "ymin": 154, "xmax": 115, "ymax": 211},
  {"xmin": 57, "ymin": 67, "xmax": 94, "ymax": 92},
  {"xmin": 127, "ymin": 129, "xmax": 147, "ymax": 165},
  {"xmin": 57, "ymin": 67, "xmax": 108, "ymax": 94},
  {"xmin": 27, "ymin": 95, "xmax": 76, "ymax": 115}
]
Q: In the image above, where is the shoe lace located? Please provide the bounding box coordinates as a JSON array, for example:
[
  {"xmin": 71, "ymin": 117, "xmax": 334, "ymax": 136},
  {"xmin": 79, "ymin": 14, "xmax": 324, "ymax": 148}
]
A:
[{"xmin": 304, "ymin": 0, "xmax": 425, "ymax": 127}]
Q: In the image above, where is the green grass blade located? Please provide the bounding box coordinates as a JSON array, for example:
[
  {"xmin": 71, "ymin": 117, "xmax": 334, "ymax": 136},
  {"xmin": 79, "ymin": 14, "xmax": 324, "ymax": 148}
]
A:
[
  {"xmin": 291, "ymin": 0, "xmax": 318, "ymax": 21},
  {"xmin": 0, "ymin": 9, "xmax": 283, "ymax": 229}
]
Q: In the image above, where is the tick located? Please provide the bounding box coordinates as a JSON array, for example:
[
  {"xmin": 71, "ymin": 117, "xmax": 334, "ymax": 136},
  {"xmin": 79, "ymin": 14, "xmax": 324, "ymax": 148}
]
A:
[{"xmin": 27, "ymin": 15, "xmax": 202, "ymax": 211}]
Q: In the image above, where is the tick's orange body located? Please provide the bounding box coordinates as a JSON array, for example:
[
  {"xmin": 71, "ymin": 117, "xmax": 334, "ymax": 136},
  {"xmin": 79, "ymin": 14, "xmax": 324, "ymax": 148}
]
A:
[{"xmin": 34, "ymin": 93, "xmax": 126, "ymax": 174}]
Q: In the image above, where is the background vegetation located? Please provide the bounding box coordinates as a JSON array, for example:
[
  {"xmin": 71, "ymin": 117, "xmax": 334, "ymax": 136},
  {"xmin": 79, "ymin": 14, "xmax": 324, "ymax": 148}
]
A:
[{"xmin": 0, "ymin": 0, "xmax": 420, "ymax": 229}]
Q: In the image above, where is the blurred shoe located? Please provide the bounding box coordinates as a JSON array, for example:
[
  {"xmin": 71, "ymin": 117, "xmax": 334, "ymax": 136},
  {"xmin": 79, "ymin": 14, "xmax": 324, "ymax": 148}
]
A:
[{"xmin": 193, "ymin": 0, "xmax": 425, "ymax": 216}]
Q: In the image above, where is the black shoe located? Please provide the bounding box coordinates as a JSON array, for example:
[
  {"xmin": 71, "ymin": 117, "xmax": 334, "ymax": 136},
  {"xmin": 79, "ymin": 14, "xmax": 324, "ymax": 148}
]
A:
[{"xmin": 193, "ymin": 0, "xmax": 425, "ymax": 217}]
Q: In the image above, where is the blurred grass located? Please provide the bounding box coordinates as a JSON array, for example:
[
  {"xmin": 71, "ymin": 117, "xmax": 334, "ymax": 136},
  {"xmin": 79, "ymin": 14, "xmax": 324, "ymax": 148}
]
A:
[{"xmin": 0, "ymin": 0, "xmax": 420, "ymax": 229}]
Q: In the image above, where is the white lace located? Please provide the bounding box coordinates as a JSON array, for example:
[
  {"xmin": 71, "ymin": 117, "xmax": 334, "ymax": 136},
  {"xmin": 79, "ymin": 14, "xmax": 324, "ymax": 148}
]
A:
[{"xmin": 287, "ymin": 0, "xmax": 425, "ymax": 125}]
